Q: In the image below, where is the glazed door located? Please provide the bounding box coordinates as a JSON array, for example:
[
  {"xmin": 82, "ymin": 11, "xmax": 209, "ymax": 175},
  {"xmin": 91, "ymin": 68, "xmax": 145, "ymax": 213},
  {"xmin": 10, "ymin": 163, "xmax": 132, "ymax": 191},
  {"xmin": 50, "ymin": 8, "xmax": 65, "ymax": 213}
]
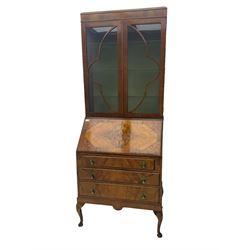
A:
[
  {"xmin": 83, "ymin": 21, "xmax": 122, "ymax": 115},
  {"xmin": 124, "ymin": 19, "xmax": 166, "ymax": 117}
]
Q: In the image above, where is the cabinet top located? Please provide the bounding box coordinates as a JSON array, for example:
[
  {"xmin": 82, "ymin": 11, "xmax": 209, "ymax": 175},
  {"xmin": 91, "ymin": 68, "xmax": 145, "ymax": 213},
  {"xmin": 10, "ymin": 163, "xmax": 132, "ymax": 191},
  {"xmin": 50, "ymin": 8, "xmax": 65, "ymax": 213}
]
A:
[
  {"xmin": 81, "ymin": 7, "xmax": 167, "ymax": 22},
  {"xmin": 77, "ymin": 118, "xmax": 163, "ymax": 156}
]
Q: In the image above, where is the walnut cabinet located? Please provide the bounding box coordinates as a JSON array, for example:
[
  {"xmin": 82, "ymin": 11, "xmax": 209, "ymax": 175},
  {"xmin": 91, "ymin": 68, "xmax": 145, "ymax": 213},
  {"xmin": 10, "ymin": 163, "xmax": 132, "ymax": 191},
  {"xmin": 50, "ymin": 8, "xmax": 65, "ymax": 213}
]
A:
[{"xmin": 76, "ymin": 7, "xmax": 167, "ymax": 237}]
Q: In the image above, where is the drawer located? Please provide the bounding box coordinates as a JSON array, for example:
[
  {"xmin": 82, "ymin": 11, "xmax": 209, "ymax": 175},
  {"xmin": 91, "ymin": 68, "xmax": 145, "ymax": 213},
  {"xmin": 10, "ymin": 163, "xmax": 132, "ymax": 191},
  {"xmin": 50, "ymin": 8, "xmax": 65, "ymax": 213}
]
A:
[
  {"xmin": 78, "ymin": 155, "xmax": 155, "ymax": 171},
  {"xmin": 78, "ymin": 168, "xmax": 160, "ymax": 185},
  {"xmin": 79, "ymin": 182, "xmax": 160, "ymax": 203}
]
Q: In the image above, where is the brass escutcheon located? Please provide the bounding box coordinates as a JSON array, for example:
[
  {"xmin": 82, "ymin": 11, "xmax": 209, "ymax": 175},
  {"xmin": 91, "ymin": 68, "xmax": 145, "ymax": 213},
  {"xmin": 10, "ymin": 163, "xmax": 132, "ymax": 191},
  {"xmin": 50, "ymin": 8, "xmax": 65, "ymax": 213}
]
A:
[
  {"xmin": 140, "ymin": 175, "xmax": 147, "ymax": 184},
  {"xmin": 91, "ymin": 188, "xmax": 96, "ymax": 195},
  {"xmin": 141, "ymin": 161, "xmax": 146, "ymax": 169},
  {"xmin": 140, "ymin": 193, "xmax": 147, "ymax": 200}
]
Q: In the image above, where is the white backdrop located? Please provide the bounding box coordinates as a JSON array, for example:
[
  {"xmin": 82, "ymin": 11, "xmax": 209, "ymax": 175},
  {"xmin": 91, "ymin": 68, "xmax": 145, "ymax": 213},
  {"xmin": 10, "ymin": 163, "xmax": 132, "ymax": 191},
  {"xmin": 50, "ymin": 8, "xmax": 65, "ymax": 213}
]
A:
[{"xmin": 0, "ymin": 0, "xmax": 250, "ymax": 249}]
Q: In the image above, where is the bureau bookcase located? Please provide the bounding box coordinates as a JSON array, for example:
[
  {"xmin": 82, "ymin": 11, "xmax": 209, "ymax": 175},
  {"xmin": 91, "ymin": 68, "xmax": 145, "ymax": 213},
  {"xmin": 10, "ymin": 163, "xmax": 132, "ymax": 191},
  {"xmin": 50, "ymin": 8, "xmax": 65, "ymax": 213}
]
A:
[{"xmin": 76, "ymin": 7, "xmax": 167, "ymax": 237}]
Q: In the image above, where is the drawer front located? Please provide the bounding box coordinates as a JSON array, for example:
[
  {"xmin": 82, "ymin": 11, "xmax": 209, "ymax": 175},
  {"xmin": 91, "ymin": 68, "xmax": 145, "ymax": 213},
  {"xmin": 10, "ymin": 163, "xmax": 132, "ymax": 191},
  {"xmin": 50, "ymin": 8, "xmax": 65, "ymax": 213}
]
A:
[
  {"xmin": 78, "ymin": 168, "xmax": 160, "ymax": 185},
  {"xmin": 79, "ymin": 182, "xmax": 160, "ymax": 203},
  {"xmin": 78, "ymin": 156, "xmax": 154, "ymax": 171}
]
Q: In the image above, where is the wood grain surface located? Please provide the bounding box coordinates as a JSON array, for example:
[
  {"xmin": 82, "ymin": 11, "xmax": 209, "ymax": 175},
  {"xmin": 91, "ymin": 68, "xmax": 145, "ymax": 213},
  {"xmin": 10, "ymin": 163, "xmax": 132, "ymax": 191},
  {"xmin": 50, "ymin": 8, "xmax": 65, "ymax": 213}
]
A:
[
  {"xmin": 77, "ymin": 118, "xmax": 163, "ymax": 156},
  {"xmin": 78, "ymin": 168, "xmax": 160, "ymax": 186},
  {"xmin": 79, "ymin": 181, "xmax": 160, "ymax": 203}
]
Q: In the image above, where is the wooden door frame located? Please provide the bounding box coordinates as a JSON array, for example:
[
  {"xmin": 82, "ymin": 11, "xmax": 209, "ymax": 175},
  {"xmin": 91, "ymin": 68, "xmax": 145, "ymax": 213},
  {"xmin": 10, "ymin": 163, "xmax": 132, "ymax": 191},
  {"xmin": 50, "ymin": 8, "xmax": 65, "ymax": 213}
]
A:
[
  {"xmin": 81, "ymin": 20, "xmax": 124, "ymax": 117},
  {"xmin": 123, "ymin": 17, "xmax": 166, "ymax": 118}
]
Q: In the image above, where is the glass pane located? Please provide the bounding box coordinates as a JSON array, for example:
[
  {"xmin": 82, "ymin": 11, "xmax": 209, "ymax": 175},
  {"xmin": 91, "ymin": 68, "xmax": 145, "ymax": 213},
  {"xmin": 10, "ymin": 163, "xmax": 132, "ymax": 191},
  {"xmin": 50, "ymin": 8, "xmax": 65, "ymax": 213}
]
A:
[
  {"xmin": 87, "ymin": 26, "xmax": 118, "ymax": 113},
  {"xmin": 127, "ymin": 23, "xmax": 161, "ymax": 114}
]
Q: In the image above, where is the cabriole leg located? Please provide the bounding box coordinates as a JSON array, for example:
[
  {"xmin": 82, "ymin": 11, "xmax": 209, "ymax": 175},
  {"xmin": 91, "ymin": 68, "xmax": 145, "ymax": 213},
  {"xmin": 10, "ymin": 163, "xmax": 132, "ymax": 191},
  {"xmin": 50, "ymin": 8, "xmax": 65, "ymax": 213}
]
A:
[
  {"xmin": 153, "ymin": 210, "xmax": 163, "ymax": 238},
  {"xmin": 76, "ymin": 202, "xmax": 84, "ymax": 227}
]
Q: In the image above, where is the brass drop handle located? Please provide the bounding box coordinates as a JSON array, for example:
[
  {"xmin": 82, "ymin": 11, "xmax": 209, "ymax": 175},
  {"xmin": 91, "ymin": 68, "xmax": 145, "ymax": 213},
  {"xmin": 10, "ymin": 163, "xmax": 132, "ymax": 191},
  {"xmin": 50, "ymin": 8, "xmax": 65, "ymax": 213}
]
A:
[
  {"xmin": 91, "ymin": 188, "xmax": 96, "ymax": 195},
  {"xmin": 89, "ymin": 159, "xmax": 95, "ymax": 166},
  {"xmin": 140, "ymin": 193, "xmax": 147, "ymax": 200},
  {"xmin": 140, "ymin": 161, "xmax": 146, "ymax": 169},
  {"xmin": 140, "ymin": 176, "xmax": 147, "ymax": 184},
  {"xmin": 88, "ymin": 169, "xmax": 95, "ymax": 180}
]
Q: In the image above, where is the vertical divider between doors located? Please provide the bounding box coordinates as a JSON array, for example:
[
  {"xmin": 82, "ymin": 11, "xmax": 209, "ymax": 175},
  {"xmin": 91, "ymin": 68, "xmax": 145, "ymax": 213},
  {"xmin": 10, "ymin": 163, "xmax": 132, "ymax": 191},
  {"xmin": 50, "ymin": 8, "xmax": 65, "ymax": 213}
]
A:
[
  {"xmin": 123, "ymin": 21, "xmax": 128, "ymax": 116},
  {"xmin": 118, "ymin": 21, "xmax": 124, "ymax": 114}
]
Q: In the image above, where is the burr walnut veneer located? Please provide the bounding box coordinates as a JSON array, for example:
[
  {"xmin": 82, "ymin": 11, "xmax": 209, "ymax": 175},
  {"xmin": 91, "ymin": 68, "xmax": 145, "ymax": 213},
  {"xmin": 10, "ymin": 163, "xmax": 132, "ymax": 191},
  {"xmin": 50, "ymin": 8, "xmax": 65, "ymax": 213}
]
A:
[{"xmin": 76, "ymin": 7, "xmax": 167, "ymax": 237}]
